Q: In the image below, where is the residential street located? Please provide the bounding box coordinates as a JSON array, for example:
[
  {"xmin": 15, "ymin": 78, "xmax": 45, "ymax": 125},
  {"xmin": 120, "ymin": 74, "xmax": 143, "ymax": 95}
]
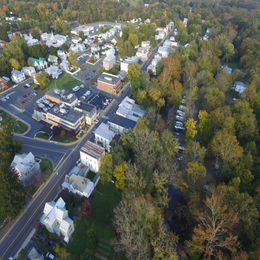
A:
[{"xmin": 0, "ymin": 83, "xmax": 131, "ymax": 260}]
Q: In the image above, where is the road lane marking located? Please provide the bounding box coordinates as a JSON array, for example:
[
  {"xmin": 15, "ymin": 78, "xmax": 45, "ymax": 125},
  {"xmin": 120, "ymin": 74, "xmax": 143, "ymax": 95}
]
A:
[
  {"xmin": 22, "ymin": 144, "xmax": 66, "ymax": 154},
  {"xmin": 54, "ymin": 153, "xmax": 67, "ymax": 172},
  {"xmin": 0, "ymin": 170, "xmax": 66, "ymax": 260}
]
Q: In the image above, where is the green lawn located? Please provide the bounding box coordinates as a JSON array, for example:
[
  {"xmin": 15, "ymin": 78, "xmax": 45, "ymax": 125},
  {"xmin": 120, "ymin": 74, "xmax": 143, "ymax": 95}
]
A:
[
  {"xmin": 104, "ymin": 25, "xmax": 113, "ymax": 30},
  {"xmin": 87, "ymin": 171, "xmax": 96, "ymax": 181},
  {"xmin": 17, "ymin": 248, "xmax": 28, "ymax": 260},
  {"xmin": 51, "ymin": 131, "xmax": 77, "ymax": 143},
  {"xmin": 35, "ymin": 132, "xmax": 49, "ymax": 139},
  {"xmin": 0, "ymin": 110, "xmax": 28, "ymax": 134},
  {"xmin": 67, "ymin": 182, "xmax": 122, "ymax": 259},
  {"xmin": 228, "ymin": 62, "xmax": 241, "ymax": 71},
  {"xmin": 43, "ymin": 74, "xmax": 81, "ymax": 93},
  {"xmin": 25, "ymin": 157, "xmax": 53, "ymax": 197}
]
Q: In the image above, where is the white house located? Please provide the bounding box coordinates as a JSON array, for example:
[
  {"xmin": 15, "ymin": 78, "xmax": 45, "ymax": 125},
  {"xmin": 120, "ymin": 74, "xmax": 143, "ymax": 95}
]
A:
[
  {"xmin": 120, "ymin": 56, "xmax": 139, "ymax": 73},
  {"xmin": 60, "ymin": 60, "xmax": 70, "ymax": 72},
  {"xmin": 105, "ymin": 47, "xmax": 115, "ymax": 56},
  {"xmin": 48, "ymin": 55, "xmax": 58, "ymax": 64},
  {"xmin": 11, "ymin": 152, "xmax": 40, "ymax": 185},
  {"xmin": 163, "ymin": 39, "xmax": 172, "ymax": 49},
  {"xmin": 57, "ymin": 50, "xmax": 67, "ymax": 60},
  {"xmin": 91, "ymin": 44, "xmax": 100, "ymax": 53},
  {"xmin": 103, "ymin": 54, "xmax": 116, "ymax": 70},
  {"xmin": 141, "ymin": 41, "xmax": 150, "ymax": 48},
  {"xmin": 45, "ymin": 65, "xmax": 62, "ymax": 79},
  {"xmin": 80, "ymin": 141, "xmax": 105, "ymax": 173},
  {"xmin": 94, "ymin": 123, "xmax": 115, "ymax": 151},
  {"xmin": 155, "ymin": 31, "xmax": 165, "ymax": 40},
  {"xmin": 232, "ymin": 81, "xmax": 247, "ymax": 94},
  {"xmin": 62, "ymin": 166, "xmax": 95, "ymax": 198},
  {"xmin": 183, "ymin": 18, "xmax": 188, "ymax": 27},
  {"xmin": 40, "ymin": 197, "xmax": 75, "ymax": 243},
  {"xmin": 22, "ymin": 66, "xmax": 36, "ymax": 76},
  {"xmin": 222, "ymin": 65, "xmax": 232, "ymax": 74},
  {"xmin": 72, "ymin": 37, "xmax": 81, "ymax": 44},
  {"xmin": 70, "ymin": 43, "xmax": 86, "ymax": 54},
  {"xmin": 158, "ymin": 46, "xmax": 169, "ymax": 58},
  {"xmin": 11, "ymin": 69, "xmax": 25, "ymax": 83},
  {"xmin": 147, "ymin": 54, "xmax": 162, "ymax": 75},
  {"xmin": 136, "ymin": 47, "xmax": 149, "ymax": 61}
]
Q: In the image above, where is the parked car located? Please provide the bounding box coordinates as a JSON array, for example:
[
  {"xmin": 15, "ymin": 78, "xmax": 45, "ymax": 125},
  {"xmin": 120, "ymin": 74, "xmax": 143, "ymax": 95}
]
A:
[
  {"xmin": 34, "ymin": 92, "xmax": 38, "ymax": 95},
  {"xmin": 8, "ymin": 257, "xmax": 13, "ymax": 260},
  {"xmin": 46, "ymin": 252, "xmax": 55, "ymax": 259},
  {"xmin": 93, "ymin": 69, "xmax": 96, "ymax": 73},
  {"xmin": 82, "ymin": 67, "xmax": 86, "ymax": 71},
  {"xmin": 176, "ymin": 110, "xmax": 185, "ymax": 116},
  {"xmin": 5, "ymin": 95, "xmax": 9, "ymax": 100},
  {"xmin": 25, "ymin": 93, "xmax": 29, "ymax": 97},
  {"xmin": 20, "ymin": 101, "xmax": 24, "ymax": 104},
  {"xmin": 76, "ymin": 158, "xmax": 80, "ymax": 165},
  {"xmin": 95, "ymin": 119, "xmax": 99, "ymax": 124},
  {"xmin": 48, "ymin": 239, "xmax": 55, "ymax": 246},
  {"xmin": 25, "ymin": 83, "xmax": 30, "ymax": 88},
  {"xmin": 36, "ymin": 232, "xmax": 44, "ymax": 240},
  {"xmin": 176, "ymin": 115, "xmax": 184, "ymax": 121}
]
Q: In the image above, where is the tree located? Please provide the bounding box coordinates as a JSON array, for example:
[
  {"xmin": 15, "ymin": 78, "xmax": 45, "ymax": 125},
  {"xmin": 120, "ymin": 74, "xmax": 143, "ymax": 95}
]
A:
[
  {"xmin": 0, "ymin": 25, "xmax": 9, "ymax": 42},
  {"xmin": 50, "ymin": 46, "xmax": 57, "ymax": 56},
  {"xmin": 0, "ymin": 129, "xmax": 23, "ymax": 162},
  {"xmin": 197, "ymin": 110, "xmax": 212, "ymax": 142},
  {"xmin": 183, "ymin": 141, "xmax": 206, "ymax": 165},
  {"xmin": 187, "ymin": 192, "xmax": 239, "ymax": 260},
  {"xmin": 81, "ymin": 199, "xmax": 94, "ymax": 218},
  {"xmin": 99, "ymin": 153, "xmax": 113, "ymax": 184},
  {"xmin": 54, "ymin": 244, "xmax": 70, "ymax": 260},
  {"xmin": 121, "ymin": 128, "xmax": 135, "ymax": 151},
  {"xmin": 9, "ymin": 58, "xmax": 20, "ymax": 70},
  {"xmin": 223, "ymin": 42, "xmax": 235, "ymax": 63},
  {"xmin": 79, "ymin": 31, "xmax": 85, "ymax": 41},
  {"xmin": 99, "ymin": 26, "xmax": 105, "ymax": 33},
  {"xmin": 167, "ymin": 80, "xmax": 183, "ymax": 107},
  {"xmin": 111, "ymin": 140, "xmax": 126, "ymax": 165},
  {"xmin": 54, "ymin": 17, "xmax": 64, "ymax": 34},
  {"xmin": 128, "ymin": 63, "xmax": 142, "ymax": 90},
  {"xmin": 35, "ymin": 72, "xmax": 50, "ymax": 90},
  {"xmin": 161, "ymin": 129, "xmax": 179, "ymax": 161},
  {"xmin": 216, "ymin": 73, "xmax": 229, "ymax": 92},
  {"xmin": 87, "ymin": 227, "xmax": 99, "ymax": 250},
  {"xmin": 209, "ymin": 129, "xmax": 243, "ymax": 166},
  {"xmin": 0, "ymin": 57, "xmax": 12, "ymax": 76},
  {"xmin": 0, "ymin": 162, "xmax": 25, "ymax": 218},
  {"xmin": 68, "ymin": 51, "xmax": 79, "ymax": 70},
  {"xmin": 113, "ymin": 162, "xmax": 127, "ymax": 190},
  {"xmin": 185, "ymin": 118, "xmax": 197, "ymax": 143},
  {"xmin": 152, "ymin": 219, "xmax": 178, "ymax": 260},
  {"xmin": 31, "ymin": 30, "xmax": 40, "ymax": 40},
  {"xmin": 61, "ymin": 43, "xmax": 69, "ymax": 51}
]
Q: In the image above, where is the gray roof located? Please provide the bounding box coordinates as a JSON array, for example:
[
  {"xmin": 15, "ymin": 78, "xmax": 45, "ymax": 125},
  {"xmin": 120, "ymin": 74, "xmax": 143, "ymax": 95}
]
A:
[
  {"xmin": 98, "ymin": 73, "xmax": 120, "ymax": 84},
  {"xmin": 48, "ymin": 106, "xmax": 83, "ymax": 124},
  {"xmin": 109, "ymin": 114, "xmax": 136, "ymax": 129},
  {"xmin": 76, "ymin": 102, "xmax": 96, "ymax": 113}
]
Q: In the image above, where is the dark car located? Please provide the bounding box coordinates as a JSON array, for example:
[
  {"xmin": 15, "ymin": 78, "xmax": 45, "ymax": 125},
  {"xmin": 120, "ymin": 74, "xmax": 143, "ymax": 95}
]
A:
[
  {"xmin": 23, "ymin": 95, "xmax": 27, "ymax": 98},
  {"xmin": 93, "ymin": 69, "xmax": 96, "ymax": 73},
  {"xmin": 86, "ymin": 76, "xmax": 90, "ymax": 80},
  {"xmin": 82, "ymin": 67, "xmax": 86, "ymax": 71},
  {"xmin": 48, "ymin": 239, "xmax": 55, "ymax": 246},
  {"xmin": 36, "ymin": 232, "xmax": 44, "ymax": 240},
  {"xmin": 85, "ymin": 74, "xmax": 89, "ymax": 77}
]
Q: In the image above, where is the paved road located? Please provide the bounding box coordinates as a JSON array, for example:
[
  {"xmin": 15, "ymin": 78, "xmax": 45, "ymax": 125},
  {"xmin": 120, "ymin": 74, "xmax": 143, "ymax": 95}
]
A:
[{"xmin": 0, "ymin": 84, "xmax": 131, "ymax": 260}]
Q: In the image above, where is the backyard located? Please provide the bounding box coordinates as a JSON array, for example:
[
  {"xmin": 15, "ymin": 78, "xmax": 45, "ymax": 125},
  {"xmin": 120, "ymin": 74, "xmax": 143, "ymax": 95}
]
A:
[
  {"xmin": 25, "ymin": 157, "xmax": 53, "ymax": 197},
  {"xmin": 0, "ymin": 110, "xmax": 28, "ymax": 134},
  {"xmin": 43, "ymin": 74, "xmax": 82, "ymax": 93},
  {"xmin": 227, "ymin": 62, "xmax": 241, "ymax": 71}
]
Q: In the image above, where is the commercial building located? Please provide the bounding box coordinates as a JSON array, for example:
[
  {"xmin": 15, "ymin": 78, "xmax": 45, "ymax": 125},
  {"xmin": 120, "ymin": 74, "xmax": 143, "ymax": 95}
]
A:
[
  {"xmin": 80, "ymin": 141, "xmax": 105, "ymax": 173},
  {"xmin": 97, "ymin": 73, "xmax": 122, "ymax": 94},
  {"xmin": 74, "ymin": 102, "xmax": 99, "ymax": 125}
]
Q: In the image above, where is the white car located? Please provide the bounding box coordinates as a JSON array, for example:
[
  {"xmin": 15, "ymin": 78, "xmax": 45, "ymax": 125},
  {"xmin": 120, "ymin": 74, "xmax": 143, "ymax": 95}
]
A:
[
  {"xmin": 95, "ymin": 119, "xmax": 99, "ymax": 124},
  {"xmin": 8, "ymin": 258, "xmax": 13, "ymax": 260},
  {"xmin": 5, "ymin": 96, "xmax": 9, "ymax": 100},
  {"xmin": 177, "ymin": 110, "xmax": 185, "ymax": 116},
  {"xmin": 46, "ymin": 252, "xmax": 55, "ymax": 259},
  {"xmin": 76, "ymin": 158, "xmax": 81, "ymax": 165},
  {"xmin": 176, "ymin": 115, "xmax": 184, "ymax": 121}
]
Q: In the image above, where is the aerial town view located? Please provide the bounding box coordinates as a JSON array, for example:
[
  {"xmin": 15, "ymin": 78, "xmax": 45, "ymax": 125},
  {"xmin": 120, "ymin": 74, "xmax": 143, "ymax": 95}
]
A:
[{"xmin": 0, "ymin": 0, "xmax": 259, "ymax": 259}]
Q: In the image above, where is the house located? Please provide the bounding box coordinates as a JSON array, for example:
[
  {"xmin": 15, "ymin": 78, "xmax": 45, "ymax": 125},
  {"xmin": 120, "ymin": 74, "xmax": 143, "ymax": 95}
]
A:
[
  {"xmin": 117, "ymin": 70, "xmax": 127, "ymax": 80},
  {"xmin": 158, "ymin": 46, "xmax": 169, "ymax": 58},
  {"xmin": 27, "ymin": 38, "xmax": 39, "ymax": 46},
  {"xmin": 147, "ymin": 54, "xmax": 162, "ymax": 75},
  {"xmin": 11, "ymin": 152, "xmax": 40, "ymax": 186},
  {"xmin": 183, "ymin": 18, "xmax": 188, "ymax": 27},
  {"xmin": 144, "ymin": 3, "xmax": 149, "ymax": 7},
  {"xmin": 62, "ymin": 166, "xmax": 95, "ymax": 198},
  {"xmin": 103, "ymin": 54, "xmax": 116, "ymax": 70},
  {"xmin": 91, "ymin": 44, "xmax": 100, "ymax": 53},
  {"xmin": 45, "ymin": 65, "xmax": 62, "ymax": 79},
  {"xmin": 111, "ymin": 38, "xmax": 117, "ymax": 45},
  {"xmin": 0, "ymin": 77, "xmax": 11, "ymax": 90},
  {"xmin": 97, "ymin": 73, "xmax": 122, "ymax": 94},
  {"xmin": 28, "ymin": 57, "xmax": 48, "ymax": 70},
  {"xmin": 94, "ymin": 123, "xmax": 115, "ymax": 151},
  {"xmin": 222, "ymin": 65, "xmax": 232, "ymax": 74},
  {"xmin": 80, "ymin": 141, "xmax": 105, "ymax": 173},
  {"xmin": 120, "ymin": 56, "xmax": 139, "ymax": 73},
  {"xmin": 57, "ymin": 50, "xmax": 67, "ymax": 60},
  {"xmin": 60, "ymin": 60, "xmax": 70, "ymax": 72},
  {"xmin": 155, "ymin": 31, "xmax": 165, "ymax": 40},
  {"xmin": 145, "ymin": 18, "xmax": 151, "ymax": 24},
  {"xmin": 163, "ymin": 39, "xmax": 172, "ymax": 48},
  {"xmin": 48, "ymin": 55, "xmax": 58, "ymax": 64},
  {"xmin": 108, "ymin": 114, "xmax": 136, "ymax": 134},
  {"xmin": 70, "ymin": 43, "xmax": 86, "ymax": 54},
  {"xmin": 116, "ymin": 96, "xmax": 145, "ymax": 122},
  {"xmin": 141, "ymin": 41, "xmax": 150, "ymax": 48},
  {"xmin": 11, "ymin": 69, "xmax": 26, "ymax": 83},
  {"xmin": 28, "ymin": 247, "xmax": 44, "ymax": 260},
  {"xmin": 136, "ymin": 47, "xmax": 149, "ymax": 61},
  {"xmin": 40, "ymin": 197, "xmax": 75, "ymax": 243},
  {"xmin": 71, "ymin": 36, "xmax": 81, "ymax": 44},
  {"xmin": 74, "ymin": 102, "xmax": 99, "ymax": 125},
  {"xmin": 232, "ymin": 81, "xmax": 247, "ymax": 94},
  {"xmin": 22, "ymin": 66, "xmax": 36, "ymax": 76},
  {"xmin": 105, "ymin": 47, "xmax": 115, "ymax": 56}
]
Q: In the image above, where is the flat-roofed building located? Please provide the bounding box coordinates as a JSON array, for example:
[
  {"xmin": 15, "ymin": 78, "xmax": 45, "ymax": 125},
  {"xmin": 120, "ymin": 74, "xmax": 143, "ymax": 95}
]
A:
[
  {"xmin": 108, "ymin": 114, "xmax": 136, "ymax": 134},
  {"xmin": 97, "ymin": 73, "xmax": 122, "ymax": 94},
  {"xmin": 94, "ymin": 123, "xmax": 115, "ymax": 151},
  {"xmin": 74, "ymin": 102, "xmax": 99, "ymax": 125},
  {"xmin": 80, "ymin": 141, "xmax": 105, "ymax": 173}
]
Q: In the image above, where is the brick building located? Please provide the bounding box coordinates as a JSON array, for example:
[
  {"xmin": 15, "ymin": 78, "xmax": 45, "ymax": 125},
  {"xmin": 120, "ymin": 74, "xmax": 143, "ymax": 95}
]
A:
[
  {"xmin": 0, "ymin": 77, "xmax": 11, "ymax": 91},
  {"xmin": 97, "ymin": 73, "xmax": 122, "ymax": 94}
]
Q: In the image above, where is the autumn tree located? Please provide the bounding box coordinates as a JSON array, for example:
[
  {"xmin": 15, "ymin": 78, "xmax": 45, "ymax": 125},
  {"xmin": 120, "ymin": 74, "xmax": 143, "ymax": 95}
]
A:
[
  {"xmin": 9, "ymin": 58, "xmax": 20, "ymax": 70},
  {"xmin": 68, "ymin": 51, "xmax": 79, "ymax": 70},
  {"xmin": 223, "ymin": 42, "xmax": 235, "ymax": 63},
  {"xmin": 113, "ymin": 161, "xmax": 127, "ymax": 190},
  {"xmin": 197, "ymin": 110, "xmax": 212, "ymax": 142},
  {"xmin": 99, "ymin": 153, "xmax": 113, "ymax": 184},
  {"xmin": 54, "ymin": 244, "xmax": 70, "ymax": 260},
  {"xmin": 209, "ymin": 129, "xmax": 243, "ymax": 167},
  {"xmin": 185, "ymin": 118, "xmax": 197, "ymax": 143},
  {"xmin": 161, "ymin": 129, "xmax": 179, "ymax": 161},
  {"xmin": 81, "ymin": 199, "xmax": 94, "ymax": 218},
  {"xmin": 216, "ymin": 73, "xmax": 229, "ymax": 92},
  {"xmin": 187, "ymin": 192, "xmax": 239, "ymax": 260},
  {"xmin": 35, "ymin": 72, "xmax": 50, "ymax": 90},
  {"xmin": 183, "ymin": 141, "xmax": 206, "ymax": 165},
  {"xmin": 167, "ymin": 80, "xmax": 183, "ymax": 107}
]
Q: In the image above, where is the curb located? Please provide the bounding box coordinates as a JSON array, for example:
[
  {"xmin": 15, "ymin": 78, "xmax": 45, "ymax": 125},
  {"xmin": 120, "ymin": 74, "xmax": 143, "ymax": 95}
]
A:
[{"xmin": 0, "ymin": 106, "xmax": 31, "ymax": 136}]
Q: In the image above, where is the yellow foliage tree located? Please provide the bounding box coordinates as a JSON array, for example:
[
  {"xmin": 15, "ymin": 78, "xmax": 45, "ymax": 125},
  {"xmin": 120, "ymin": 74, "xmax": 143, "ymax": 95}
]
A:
[
  {"xmin": 113, "ymin": 161, "xmax": 127, "ymax": 190},
  {"xmin": 9, "ymin": 58, "xmax": 20, "ymax": 70},
  {"xmin": 185, "ymin": 118, "xmax": 197, "ymax": 143}
]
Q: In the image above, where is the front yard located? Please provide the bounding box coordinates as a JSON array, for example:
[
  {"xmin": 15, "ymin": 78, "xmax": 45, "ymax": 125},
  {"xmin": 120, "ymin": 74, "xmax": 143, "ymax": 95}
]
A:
[
  {"xmin": 0, "ymin": 110, "xmax": 28, "ymax": 134},
  {"xmin": 43, "ymin": 74, "xmax": 82, "ymax": 93}
]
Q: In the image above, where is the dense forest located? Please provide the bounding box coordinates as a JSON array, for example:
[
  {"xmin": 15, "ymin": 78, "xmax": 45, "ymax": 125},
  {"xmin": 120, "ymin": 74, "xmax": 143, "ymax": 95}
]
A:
[{"xmin": 1, "ymin": 0, "xmax": 260, "ymax": 259}]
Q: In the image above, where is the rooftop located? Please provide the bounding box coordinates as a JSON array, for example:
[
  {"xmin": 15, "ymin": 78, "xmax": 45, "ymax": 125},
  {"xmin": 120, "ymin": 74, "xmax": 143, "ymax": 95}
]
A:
[
  {"xmin": 95, "ymin": 123, "xmax": 115, "ymax": 140},
  {"xmin": 76, "ymin": 102, "xmax": 96, "ymax": 113},
  {"xmin": 98, "ymin": 73, "xmax": 120, "ymax": 85},
  {"xmin": 80, "ymin": 141, "xmax": 104, "ymax": 160},
  {"xmin": 109, "ymin": 114, "xmax": 136, "ymax": 129}
]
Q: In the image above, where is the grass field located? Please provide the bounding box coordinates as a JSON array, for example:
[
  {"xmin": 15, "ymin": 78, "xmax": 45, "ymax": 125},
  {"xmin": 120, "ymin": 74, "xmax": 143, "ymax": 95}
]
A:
[
  {"xmin": 87, "ymin": 171, "xmax": 96, "ymax": 181},
  {"xmin": 51, "ymin": 131, "xmax": 77, "ymax": 143},
  {"xmin": 35, "ymin": 132, "xmax": 49, "ymax": 139},
  {"xmin": 17, "ymin": 248, "xmax": 28, "ymax": 260},
  {"xmin": 228, "ymin": 62, "xmax": 241, "ymax": 71},
  {"xmin": 43, "ymin": 74, "xmax": 81, "ymax": 93},
  {"xmin": 0, "ymin": 110, "xmax": 28, "ymax": 134},
  {"xmin": 128, "ymin": 0, "xmax": 139, "ymax": 7}
]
